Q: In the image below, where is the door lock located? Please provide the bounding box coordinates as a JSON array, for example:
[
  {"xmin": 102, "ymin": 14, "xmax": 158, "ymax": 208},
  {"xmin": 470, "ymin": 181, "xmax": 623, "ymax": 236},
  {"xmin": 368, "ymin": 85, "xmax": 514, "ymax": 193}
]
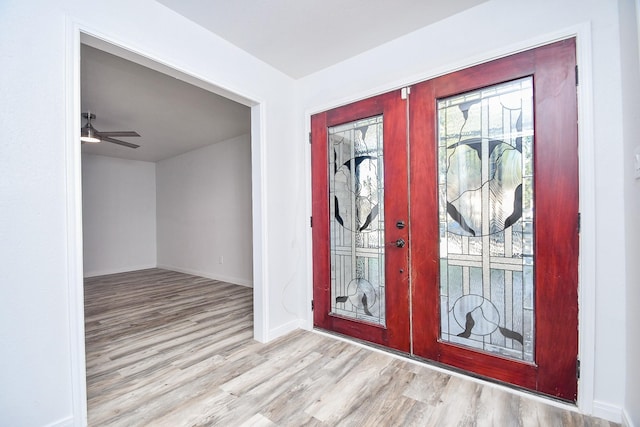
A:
[{"xmin": 395, "ymin": 238, "xmax": 406, "ymax": 248}]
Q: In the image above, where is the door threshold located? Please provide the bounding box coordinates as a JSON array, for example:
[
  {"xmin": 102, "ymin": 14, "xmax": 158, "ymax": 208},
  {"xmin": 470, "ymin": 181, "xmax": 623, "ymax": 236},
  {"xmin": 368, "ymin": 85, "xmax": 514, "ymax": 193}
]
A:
[{"xmin": 312, "ymin": 327, "xmax": 580, "ymax": 414}]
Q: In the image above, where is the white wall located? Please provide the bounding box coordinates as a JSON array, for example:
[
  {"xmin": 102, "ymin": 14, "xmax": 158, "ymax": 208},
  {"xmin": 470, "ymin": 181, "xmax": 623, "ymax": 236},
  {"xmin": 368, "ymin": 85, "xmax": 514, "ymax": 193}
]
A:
[
  {"xmin": 82, "ymin": 154, "xmax": 157, "ymax": 277},
  {"xmin": 298, "ymin": 0, "xmax": 629, "ymax": 421},
  {"xmin": 621, "ymin": 0, "xmax": 640, "ymax": 425},
  {"xmin": 83, "ymin": 136, "xmax": 253, "ymax": 285},
  {"xmin": 82, "ymin": 139, "xmax": 252, "ymax": 284},
  {"xmin": 157, "ymin": 134, "xmax": 253, "ymax": 287},
  {"xmin": 0, "ymin": 0, "xmax": 299, "ymax": 425},
  {"xmin": 1, "ymin": 0, "xmax": 637, "ymax": 425}
]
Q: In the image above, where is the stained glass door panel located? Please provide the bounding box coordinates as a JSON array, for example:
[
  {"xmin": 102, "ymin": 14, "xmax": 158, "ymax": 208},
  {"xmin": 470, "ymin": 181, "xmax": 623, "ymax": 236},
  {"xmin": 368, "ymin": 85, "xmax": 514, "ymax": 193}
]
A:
[
  {"xmin": 312, "ymin": 90, "xmax": 410, "ymax": 352},
  {"xmin": 438, "ymin": 77, "xmax": 535, "ymax": 362},
  {"xmin": 329, "ymin": 116, "xmax": 386, "ymax": 326},
  {"xmin": 410, "ymin": 39, "xmax": 579, "ymax": 401}
]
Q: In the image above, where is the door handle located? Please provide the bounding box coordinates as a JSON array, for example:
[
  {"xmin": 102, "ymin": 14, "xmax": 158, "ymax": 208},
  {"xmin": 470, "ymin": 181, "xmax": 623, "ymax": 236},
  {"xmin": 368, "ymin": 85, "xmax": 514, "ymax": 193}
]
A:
[{"xmin": 385, "ymin": 238, "xmax": 406, "ymax": 248}]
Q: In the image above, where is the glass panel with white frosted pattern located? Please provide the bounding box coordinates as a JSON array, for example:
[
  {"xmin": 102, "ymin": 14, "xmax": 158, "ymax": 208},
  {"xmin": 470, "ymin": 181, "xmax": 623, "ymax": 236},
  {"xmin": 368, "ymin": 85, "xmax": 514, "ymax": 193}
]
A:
[
  {"xmin": 329, "ymin": 116, "xmax": 385, "ymax": 326},
  {"xmin": 438, "ymin": 77, "xmax": 534, "ymax": 362}
]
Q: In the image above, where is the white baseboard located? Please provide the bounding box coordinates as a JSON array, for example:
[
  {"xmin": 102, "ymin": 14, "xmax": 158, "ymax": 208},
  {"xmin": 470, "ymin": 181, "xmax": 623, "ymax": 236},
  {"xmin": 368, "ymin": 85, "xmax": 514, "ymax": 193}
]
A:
[
  {"xmin": 623, "ymin": 408, "xmax": 636, "ymax": 427},
  {"xmin": 268, "ymin": 319, "xmax": 302, "ymax": 341},
  {"xmin": 593, "ymin": 400, "xmax": 623, "ymax": 423},
  {"xmin": 45, "ymin": 415, "xmax": 74, "ymax": 427},
  {"xmin": 83, "ymin": 264, "xmax": 157, "ymax": 278},
  {"xmin": 157, "ymin": 264, "xmax": 253, "ymax": 288}
]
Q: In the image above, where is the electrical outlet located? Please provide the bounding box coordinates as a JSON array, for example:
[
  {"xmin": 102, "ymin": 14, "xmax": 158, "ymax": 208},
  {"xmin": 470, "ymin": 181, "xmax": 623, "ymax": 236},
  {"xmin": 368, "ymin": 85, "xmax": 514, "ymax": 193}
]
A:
[
  {"xmin": 635, "ymin": 146, "xmax": 640, "ymax": 180},
  {"xmin": 219, "ymin": 255, "xmax": 224, "ymax": 264}
]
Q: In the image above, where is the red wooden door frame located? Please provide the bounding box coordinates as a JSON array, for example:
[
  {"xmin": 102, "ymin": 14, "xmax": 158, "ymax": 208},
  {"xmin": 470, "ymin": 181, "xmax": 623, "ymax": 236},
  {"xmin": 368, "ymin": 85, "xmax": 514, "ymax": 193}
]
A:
[
  {"xmin": 409, "ymin": 38, "xmax": 579, "ymax": 401},
  {"xmin": 312, "ymin": 90, "xmax": 411, "ymax": 352}
]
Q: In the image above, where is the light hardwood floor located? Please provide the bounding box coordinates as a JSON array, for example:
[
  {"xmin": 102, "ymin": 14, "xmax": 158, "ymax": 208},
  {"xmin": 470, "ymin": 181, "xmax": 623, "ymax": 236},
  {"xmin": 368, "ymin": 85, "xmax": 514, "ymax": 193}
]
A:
[{"xmin": 85, "ymin": 269, "xmax": 618, "ymax": 426}]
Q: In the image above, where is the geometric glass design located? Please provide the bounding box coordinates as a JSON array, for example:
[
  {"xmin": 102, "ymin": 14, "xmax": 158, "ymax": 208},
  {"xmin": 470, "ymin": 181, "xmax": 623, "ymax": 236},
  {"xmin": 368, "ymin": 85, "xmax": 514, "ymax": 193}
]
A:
[
  {"xmin": 329, "ymin": 115, "xmax": 386, "ymax": 326},
  {"xmin": 437, "ymin": 77, "xmax": 534, "ymax": 361}
]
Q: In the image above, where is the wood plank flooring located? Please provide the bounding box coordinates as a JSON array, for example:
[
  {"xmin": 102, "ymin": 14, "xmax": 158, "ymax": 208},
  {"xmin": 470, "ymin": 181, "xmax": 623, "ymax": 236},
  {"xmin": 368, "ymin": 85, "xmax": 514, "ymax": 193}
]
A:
[{"xmin": 85, "ymin": 269, "xmax": 618, "ymax": 426}]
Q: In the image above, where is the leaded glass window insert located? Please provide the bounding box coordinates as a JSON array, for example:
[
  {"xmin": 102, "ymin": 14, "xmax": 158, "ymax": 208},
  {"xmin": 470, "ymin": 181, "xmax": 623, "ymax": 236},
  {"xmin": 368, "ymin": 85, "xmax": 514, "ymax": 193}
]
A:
[
  {"xmin": 329, "ymin": 116, "xmax": 386, "ymax": 326},
  {"xmin": 438, "ymin": 77, "xmax": 534, "ymax": 362}
]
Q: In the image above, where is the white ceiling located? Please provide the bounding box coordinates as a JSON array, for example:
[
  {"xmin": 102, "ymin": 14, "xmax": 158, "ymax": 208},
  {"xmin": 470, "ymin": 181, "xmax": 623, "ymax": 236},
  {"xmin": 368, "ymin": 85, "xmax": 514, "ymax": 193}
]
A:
[
  {"xmin": 156, "ymin": 0, "xmax": 488, "ymax": 79},
  {"xmin": 81, "ymin": 1, "xmax": 487, "ymax": 162},
  {"xmin": 81, "ymin": 45, "xmax": 251, "ymax": 162}
]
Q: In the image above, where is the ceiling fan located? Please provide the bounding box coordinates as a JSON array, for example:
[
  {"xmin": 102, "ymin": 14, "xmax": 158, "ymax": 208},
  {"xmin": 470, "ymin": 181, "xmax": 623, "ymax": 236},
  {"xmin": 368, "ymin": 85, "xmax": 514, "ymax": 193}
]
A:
[{"xmin": 80, "ymin": 112, "xmax": 141, "ymax": 149}]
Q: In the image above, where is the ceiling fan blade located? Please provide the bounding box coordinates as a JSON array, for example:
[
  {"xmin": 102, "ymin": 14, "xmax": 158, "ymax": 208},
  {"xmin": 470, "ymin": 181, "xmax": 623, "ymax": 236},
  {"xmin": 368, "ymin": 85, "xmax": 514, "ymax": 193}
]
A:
[
  {"xmin": 102, "ymin": 136, "xmax": 140, "ymax": 149},
  {"xmin": 97, "ymin": 130, "xmax": 140, "ymax": 137}
]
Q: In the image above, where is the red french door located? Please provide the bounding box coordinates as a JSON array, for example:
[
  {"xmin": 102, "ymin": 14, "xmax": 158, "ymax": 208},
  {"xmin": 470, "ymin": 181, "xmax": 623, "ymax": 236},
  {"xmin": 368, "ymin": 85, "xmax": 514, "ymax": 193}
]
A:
[
  {"xmin": 311, "ymin": 90, "xmax": 411, "ymax": 352},
  {"xmin": 409, "ymin": 39, "xmax": 579, "ymax": 400},
  {"xmin": 312, "ymin": 39, "xmax": 579, "ymax": 401}
]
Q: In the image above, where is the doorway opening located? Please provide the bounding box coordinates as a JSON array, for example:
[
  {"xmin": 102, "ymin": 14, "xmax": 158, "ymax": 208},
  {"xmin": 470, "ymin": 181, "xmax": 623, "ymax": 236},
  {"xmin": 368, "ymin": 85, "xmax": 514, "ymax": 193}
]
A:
[{"xmin": 70, "ymin": 31, "xmax": 267, "ymax": 421}]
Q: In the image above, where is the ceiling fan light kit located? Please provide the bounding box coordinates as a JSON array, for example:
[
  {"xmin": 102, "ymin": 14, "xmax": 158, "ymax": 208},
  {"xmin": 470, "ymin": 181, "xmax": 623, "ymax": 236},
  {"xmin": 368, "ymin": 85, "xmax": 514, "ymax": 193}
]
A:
[
  {"xmin": 81, "ymin": 114, "xmax": 101, "ymax": 143},
  {"xmin": 80, "ymin": 112, "xmax": 141, "ymax": 149}
]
